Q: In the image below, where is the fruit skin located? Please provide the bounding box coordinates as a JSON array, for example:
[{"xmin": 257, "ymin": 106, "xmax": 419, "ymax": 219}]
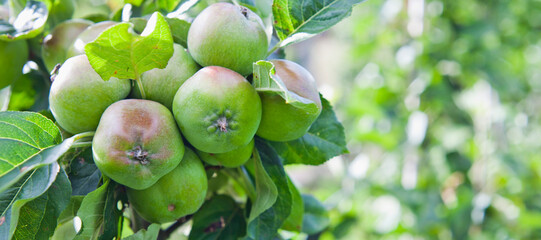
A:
[
  {"xmin": 187, "ymin": 2, "xmax": 268, "ymax": 76},
  {"xmin": 132, "ymin": 43, "xmax": 200, "ymax": 109},
  {"xmin": 172, "ymin": 66, "xmax": 262, "ymax": 153},
  {"xmin": 126, "ymin": 148, "xmax": 207, "ymax": 223},
  {"xmin": 197, "ymin": 138, "xmax": 254, "ymax": 168},
  {"xmin": 42, "ymin": 19, "xmax": 92, "ymax": 72},
  {"xmin": 93, "ymin": 99, "xmax": 185, "ymax": 190},
  {"xmin": 66, "ymin": 21, "xmax": 117, "ymax": 58},
  {"xmin": 256, "ymin": 60, "xmax": 322, "ymax": 142},
  {"xmin": 49, "ymin": 55, "xmax": 131, "ymax": 134},
  {"xmin": 0, "ymin": 40, "xmax": 28, "ymax": 89}
]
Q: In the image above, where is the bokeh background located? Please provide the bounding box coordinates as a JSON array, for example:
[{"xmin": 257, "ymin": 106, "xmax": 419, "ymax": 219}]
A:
[{"xmin": 284, "ymin": 0, "xmax": 541, "ymax": 239}]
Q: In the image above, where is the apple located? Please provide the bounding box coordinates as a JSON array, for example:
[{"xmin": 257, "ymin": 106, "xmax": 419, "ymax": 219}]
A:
[{"xmin": 187, "ymin": 2, "xmax": 268, "ymax": 76}]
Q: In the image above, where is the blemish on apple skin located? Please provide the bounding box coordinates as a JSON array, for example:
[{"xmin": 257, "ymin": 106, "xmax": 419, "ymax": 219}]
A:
[
  {"xmin": 168, "ymin": 204, "xmax": 175, "ymax": 211},
  {"xmin": 240, "ymin": 7, "xmax": 248, "ymax": 18}
]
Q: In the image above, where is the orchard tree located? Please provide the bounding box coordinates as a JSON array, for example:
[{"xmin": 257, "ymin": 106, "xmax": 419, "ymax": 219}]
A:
[{"xmin": 0, "ymin": 0, "xmax": 364, "ymax": 239}]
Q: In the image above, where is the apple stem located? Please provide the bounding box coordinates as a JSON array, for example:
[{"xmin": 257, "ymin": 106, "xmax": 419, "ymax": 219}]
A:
[
  {"xmin": 71, "ymin": 142, "xmax": 92, "ymax": 148},
  {"xmin": 69, "ymin": 131, "xmax": 95, "ymax": 149},
  {"xmin": 267, "ymin": 42, "xmax": 282, "ymax": 58},
  {"xmin": 135, "ymin": 75, "xmax": 147, "ymax": 99}
]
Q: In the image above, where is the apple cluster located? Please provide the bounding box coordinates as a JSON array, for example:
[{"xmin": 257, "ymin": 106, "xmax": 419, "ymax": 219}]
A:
[{"xmin": 47, "ymin": 3, "xmax": 322, "ymax": 224}]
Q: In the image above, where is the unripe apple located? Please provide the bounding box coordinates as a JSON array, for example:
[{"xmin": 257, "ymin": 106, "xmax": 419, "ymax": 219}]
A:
[
  {"xmin": 126, "ymin": 148, "xmax": 207, "ymax": 223},
  {"xmin": 132, "ymin": 43, "xmax": 200, "ymax": 109},
  {"xmin": 187, "ymin": 2, "xmax": 268, "ymax": 76},
  {"xmin": 66, "ymin": 21, "xmax": 117, "ymax": 58},
  {"xmin": 42, "ymin": 19, "xmax": 92, "ymax": 72},
  {"xmin": 49, "ymin": 55, "xmax": 131, "ymax": 134},
  {"xmin": 256, "ymin": 60, "xmax": 322, "ymax": 141},
  {"xmin": 0, "ymin": 40, "xmax": 28, "ymax": 89},
  {"xmin": 172, "ymin": 66, "xmax": 262, "ymax": 153},
  {"xmin": 196, "ymin": 138, "xmax": 254, "ymax": 168},
  {"xmin": 92, "ymin": 99, "xmax": 185, "ymax": 190}
]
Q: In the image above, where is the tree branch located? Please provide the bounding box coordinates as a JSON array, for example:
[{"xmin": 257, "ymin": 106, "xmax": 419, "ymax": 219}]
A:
[{"xmin": 157, "ymin": 214, "xmax": 193, "ymax": 240}]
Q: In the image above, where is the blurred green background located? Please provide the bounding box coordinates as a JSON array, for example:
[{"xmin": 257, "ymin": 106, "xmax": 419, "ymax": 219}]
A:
[{"xmin": 284, "ymin": 0, "xmax": 541, "ymax": 239}]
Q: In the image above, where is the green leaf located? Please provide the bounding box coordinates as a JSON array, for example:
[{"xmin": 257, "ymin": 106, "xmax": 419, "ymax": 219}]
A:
[
  {"xmin": 11, "ymin": 168, "xmax": 71, "ymax": 239},
  {"xmin": 0, "ymin": 111, "xmax": 66, "ymax": 191},
  {"xmin": 252, "ymin": 60, "xmax": 320, "ymax": 115},
  {"xmin": 157, "ymin": 0, "xmax": 183, "ymax": 12},
  {"xmin": 98, "ymin": 182, "xmax": 123, "ymax": 240},
  {"xmin": 0, "ymin": 132, "xmax": 93, "ymax": 194},
  {"xmin": 247, "ymin": 149, "xmax": 278, "ymax": 222},
  {"xmin": 47, "ymin": 0, "xmax": 75, "ymax": 28},
  {"xmin": 7, "ymin": 73, "xmax": 37, "ymax": 111},
  {"xmin": 165, "ymin": 17, "xmax": 190, "ymax": 48},
  {"xmin": 268, "ymin": 96, "xmax": 348, "ymax": 165},
  {"xmin": 0, "ymin": 163, "xmax": 60, "ymax": 239},
  {"xmin": 125, "ymin": 0, "xmax": 145, "ymax": 7},
  {"xmin": 189, "ymin": 195, "xmax": 246, "ymax": 240},
  {"xmin": 281, "ymin": 177, "xmax": 304, "ymax": 232},
  {"xmin": 122, "ymin": 224, "xmax": 160, "ymax": 240},
  {"xmin": 301, "ymin": 194, "xmax": 329, "ymax": 235},
  {"xmin": 75, "ymin": 179, "xmax": 122, "ymax": 240},
  {"xmin": 130, "ymin": 17, "xmax": 190, "ymax": 48},
  {"xmin": 85, "ymin": 11, "xmax": 174, "ymax": 81},
  {"xmin": 67, "ymin": 147, "xmax": 101, "ymax": 196},
  {"xmin": 57, "ymin": 196, "xmax": 84, "ymax": 224},
  {"xmin": 272, "ymin": 0, "xmax": 365, "ymax": 47},
  {"xmin": 0, "ymin": 1, "xmax": 49, "ymax": 41},
  {"xmin": 74, "ymin": 179, "xmax": 109, "ymax": 239},
  {"xmin": 247, "ymin": 139, "xmax": 291, "ymax": 239},
  {"xmin": 129, "ymin": 18, "xmax": 148, "ymax": 34}
]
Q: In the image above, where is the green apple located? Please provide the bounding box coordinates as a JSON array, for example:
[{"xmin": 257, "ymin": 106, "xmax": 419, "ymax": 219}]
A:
[
  {"xmin": 196, "ymin": 138, "xmax": 254, "ymax": 168},
  {"xmin": 93, "ymin": 99, "xmax": 185, "ymax": 190},
  {"xmin": 0, "ymin": 40, "xmax": 28, "ymax": 89},
  {"xmin": 42, "ymin": 19, "xmax": 93, "ymax": 72},
  {"xmin": 132, "ymin": 43, "xmax": 200, "ymax": 109},
  {"xmin": 256, "ymin": 59, "xmax": 322, "ymax": 141},
  {"xmin": 172, "ymin": 66, "xmax": 262, "ymax": 153},
  {"xmin": 49, "ymin": 55, "xmax": 131, "ymax": 134},
  {"xmin": 187, "ymin": 2, "xmax": 268, "ymax": 76},
  {"xmin": 66, "ymin": 21, "xmax": 117, "ymax": 58},
  {"xmin": 126, "ymin": 148, "xmax": 207, "ymax": 223}
]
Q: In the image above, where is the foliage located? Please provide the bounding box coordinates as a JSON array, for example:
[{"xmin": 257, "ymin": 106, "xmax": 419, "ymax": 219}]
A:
[
  {"xmin": 0, "ymin": 0, "xmax": 356, "ymax": 239},
  {"xmin": 284, "ymin": 0, "xmax": 541, "ymax": 239}
]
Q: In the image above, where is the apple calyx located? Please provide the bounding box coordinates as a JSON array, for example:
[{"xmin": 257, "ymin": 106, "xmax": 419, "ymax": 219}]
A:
[{"xmin": 127, "ymin": 145, "xmax": 150, "ymax": 165}]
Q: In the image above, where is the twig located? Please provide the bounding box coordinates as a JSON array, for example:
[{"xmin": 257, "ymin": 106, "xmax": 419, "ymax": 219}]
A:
[{"xmin": 157, "ymin": 214, "xmax": 193, "ymax": 240}]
